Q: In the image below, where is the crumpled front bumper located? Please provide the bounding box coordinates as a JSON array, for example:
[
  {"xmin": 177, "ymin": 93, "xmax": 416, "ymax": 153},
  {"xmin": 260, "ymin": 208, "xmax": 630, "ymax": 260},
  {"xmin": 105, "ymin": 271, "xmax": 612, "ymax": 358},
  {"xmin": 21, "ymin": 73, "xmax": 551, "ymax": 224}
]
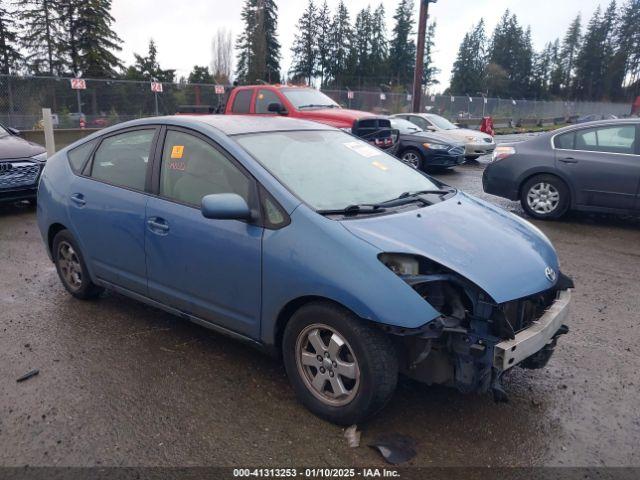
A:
[{"xmin": 493, "ymin": 290, "xmax": 571, "ymax": 371}]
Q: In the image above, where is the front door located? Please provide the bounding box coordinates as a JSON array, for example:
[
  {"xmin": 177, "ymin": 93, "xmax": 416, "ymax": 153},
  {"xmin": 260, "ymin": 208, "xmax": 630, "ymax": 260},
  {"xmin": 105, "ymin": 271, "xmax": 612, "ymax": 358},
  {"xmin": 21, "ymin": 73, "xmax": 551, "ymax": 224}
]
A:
[
  {"xmin": 555, "ymin": 124, "xmax": 639, "ymax": 210},
  {"xmin": 145, "ymin": 128, "xmax": 263, "ymax": 338},
  {"xmin": 68, "ymin": 127, "xmax": 158, "ymax": 295}
]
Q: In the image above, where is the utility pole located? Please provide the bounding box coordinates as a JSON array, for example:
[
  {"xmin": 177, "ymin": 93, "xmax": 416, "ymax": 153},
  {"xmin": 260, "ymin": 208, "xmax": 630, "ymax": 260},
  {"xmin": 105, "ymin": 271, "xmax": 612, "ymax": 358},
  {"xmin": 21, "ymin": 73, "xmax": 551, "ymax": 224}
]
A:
[{"xmin": 412, "ymin": 0, "xmax": 436, "ymax": 113}]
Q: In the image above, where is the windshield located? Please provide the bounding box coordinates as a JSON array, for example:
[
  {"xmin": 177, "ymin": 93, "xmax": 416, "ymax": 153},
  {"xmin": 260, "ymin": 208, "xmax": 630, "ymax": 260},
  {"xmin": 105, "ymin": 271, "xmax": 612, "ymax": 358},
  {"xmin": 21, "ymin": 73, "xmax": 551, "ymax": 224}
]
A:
[
  {"xmin": 390, "ymin": 118, "xmax": 423, "ymax": 134},
  {"xmin": 282, "ymin": 89, "xmax": 340, "ymax": 110},
  {"xmin": 428, "ymin": 115, "xmax": 458, "ymax": 130},
  {"xmin": 234, "ymin": 130, "xmax": 441, "ymax": 211}
]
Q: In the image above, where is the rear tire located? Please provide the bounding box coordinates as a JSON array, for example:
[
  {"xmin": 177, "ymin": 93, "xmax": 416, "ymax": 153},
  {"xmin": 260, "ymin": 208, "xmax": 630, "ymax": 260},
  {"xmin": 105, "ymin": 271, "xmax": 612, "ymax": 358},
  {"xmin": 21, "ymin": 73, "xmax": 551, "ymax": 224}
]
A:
[
  {"xmin": 282, "ymin": 301, "xmax": 398, "ymax": 425},
  {"xmin": 520, "ymin": 174, "xmax": 570, "ymax": 220},
  {"xmin": 52, "ymin": 230, "xmax": 103, "ymax": 299}
]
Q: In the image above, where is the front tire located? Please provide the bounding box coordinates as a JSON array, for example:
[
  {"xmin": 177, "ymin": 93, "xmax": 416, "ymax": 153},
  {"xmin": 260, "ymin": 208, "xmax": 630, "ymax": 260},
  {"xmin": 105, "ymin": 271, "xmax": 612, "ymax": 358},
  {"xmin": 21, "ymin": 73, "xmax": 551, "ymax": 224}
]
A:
[
  {"xmin": 400, "ymin": 148, "xmax": 423, "ymax": 170},
  {"xmin": 52, "ymin": 230, "xmax": 103, "ymax": 299},
  {"xmin": 282, "ymin": 302, "xmax": 398, "ymax": 425},
  {"xmin": 520, "ymin": 174, "xmax": 570, "ymax": 220}
]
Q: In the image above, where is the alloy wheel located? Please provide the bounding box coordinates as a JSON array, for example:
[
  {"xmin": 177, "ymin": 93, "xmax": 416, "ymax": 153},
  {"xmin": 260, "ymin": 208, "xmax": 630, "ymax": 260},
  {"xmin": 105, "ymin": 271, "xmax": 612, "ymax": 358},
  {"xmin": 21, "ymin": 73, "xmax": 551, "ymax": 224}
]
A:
[
  {"xmin": 57, "ymin": 241, "xmax": 83, "ymax": 290},
  {"xmin": 401, "ymin": 151, "xmax": 420, "ymax": 169},
  {"xmin": 526, "ymin": 182, "xmax": 560, "ymax": 215},
  {"xmin": 295, "ymin": 323, "xmax": 360, "ymax": 407}
]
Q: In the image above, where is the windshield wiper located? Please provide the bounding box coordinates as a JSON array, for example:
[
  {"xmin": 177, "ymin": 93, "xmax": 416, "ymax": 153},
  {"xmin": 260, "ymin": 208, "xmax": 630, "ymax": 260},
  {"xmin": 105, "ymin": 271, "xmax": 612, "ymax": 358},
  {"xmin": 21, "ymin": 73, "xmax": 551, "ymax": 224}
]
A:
[
  {"xmin": 317, "ymin": 204, "xmax": 387, "ymax": 216},
  {"xmin": 377, "ymin": 188, "xmax": 456, "ymax": 207},
  {"xmin": 297, "ymin": 104, "xmax": 339, "ymax": 109}
]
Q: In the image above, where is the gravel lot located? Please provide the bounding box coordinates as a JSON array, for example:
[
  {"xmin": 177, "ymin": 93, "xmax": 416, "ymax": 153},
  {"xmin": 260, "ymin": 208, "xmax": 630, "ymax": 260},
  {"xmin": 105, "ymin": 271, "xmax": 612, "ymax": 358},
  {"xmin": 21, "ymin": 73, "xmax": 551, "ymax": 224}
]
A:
[{"xmin": 1, "ymin": 147, "xmax": 639, "ymax": 467}]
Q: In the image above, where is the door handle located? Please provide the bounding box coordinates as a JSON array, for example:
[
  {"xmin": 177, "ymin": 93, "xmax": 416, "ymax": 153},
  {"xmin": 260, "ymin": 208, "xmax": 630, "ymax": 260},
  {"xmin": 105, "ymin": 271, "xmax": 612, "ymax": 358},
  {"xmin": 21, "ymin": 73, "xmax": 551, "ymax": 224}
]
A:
[
  {"xmin": 560, "ymin": 157, "xmax": 578, "ymax": 164},
  {"xmin": 70, "ymin": 193, "xmax": 86, "ymax": 206},
  {"xmin": 147, "ymin": 217, "xmax": 169, "ymax": 234}
]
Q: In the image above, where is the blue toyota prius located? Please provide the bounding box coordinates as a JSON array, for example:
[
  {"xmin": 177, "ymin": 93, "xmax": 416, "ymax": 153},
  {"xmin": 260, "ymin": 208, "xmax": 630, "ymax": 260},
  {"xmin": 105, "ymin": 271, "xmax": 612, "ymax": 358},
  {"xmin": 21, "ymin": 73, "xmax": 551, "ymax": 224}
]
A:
[{"xmin": 37, "ymin": 115, "xmax": 572, "ymax": 424}]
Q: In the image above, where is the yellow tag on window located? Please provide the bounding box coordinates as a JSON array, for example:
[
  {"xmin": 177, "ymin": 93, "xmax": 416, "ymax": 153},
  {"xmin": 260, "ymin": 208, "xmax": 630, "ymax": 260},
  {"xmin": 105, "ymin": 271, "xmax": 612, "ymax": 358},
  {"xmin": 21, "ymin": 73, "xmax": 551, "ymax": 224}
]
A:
[{"xmin": 171, "ymin": 145, "xmax": 184, "ymax": 159}]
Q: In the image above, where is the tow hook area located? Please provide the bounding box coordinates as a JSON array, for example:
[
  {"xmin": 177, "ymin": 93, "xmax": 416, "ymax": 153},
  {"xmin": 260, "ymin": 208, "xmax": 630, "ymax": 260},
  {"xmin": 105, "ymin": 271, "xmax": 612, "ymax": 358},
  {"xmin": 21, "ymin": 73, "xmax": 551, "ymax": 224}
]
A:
[{"xmin": 520, "ymin": 324, "xmax": 569, "ymax": 370}]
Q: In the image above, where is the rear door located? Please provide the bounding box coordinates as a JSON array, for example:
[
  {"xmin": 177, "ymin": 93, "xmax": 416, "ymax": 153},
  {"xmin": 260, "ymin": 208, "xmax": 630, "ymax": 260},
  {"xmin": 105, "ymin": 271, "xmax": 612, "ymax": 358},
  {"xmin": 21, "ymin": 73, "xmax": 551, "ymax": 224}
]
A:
[
  {"xmin": 144, "ymin": 127, "xmax": 263, "ymax": 338},
  {"xmin": 554, "ymin": 124, "xmax": 639, "ymax": 210},
  {"xmin": 68, "ymin": 127, "xmax": 158, "ymax": 294},
  {"xmin": 228, "ymin": 88, "xmax": 255, "ymax": 115}
]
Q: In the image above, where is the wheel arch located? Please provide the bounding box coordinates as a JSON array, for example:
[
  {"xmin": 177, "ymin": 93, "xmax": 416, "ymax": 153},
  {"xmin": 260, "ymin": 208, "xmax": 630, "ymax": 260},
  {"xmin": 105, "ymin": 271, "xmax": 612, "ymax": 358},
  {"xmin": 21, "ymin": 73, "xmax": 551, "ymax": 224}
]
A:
[
  {"xmin": 272, "ymin": 295, "xmax": 361, "ymax": 357},
  {"xmin": 47, "ymin": 223, "xmax": 68, "ymax": 257}
]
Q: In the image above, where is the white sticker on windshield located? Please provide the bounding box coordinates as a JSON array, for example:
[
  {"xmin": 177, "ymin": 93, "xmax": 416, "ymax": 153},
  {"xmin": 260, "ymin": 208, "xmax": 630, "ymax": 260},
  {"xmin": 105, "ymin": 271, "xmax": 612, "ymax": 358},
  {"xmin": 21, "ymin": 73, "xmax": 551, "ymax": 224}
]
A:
[{"xmin": 343, "ymin": 141, "xmax": 381, "ymax": 158}]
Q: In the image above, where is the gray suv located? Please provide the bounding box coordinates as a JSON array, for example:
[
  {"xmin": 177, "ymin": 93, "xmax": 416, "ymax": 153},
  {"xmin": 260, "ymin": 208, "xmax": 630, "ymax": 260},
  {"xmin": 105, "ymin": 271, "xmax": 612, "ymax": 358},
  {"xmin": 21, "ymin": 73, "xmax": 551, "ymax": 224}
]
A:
[{"xmin": 0, "ymin": 124, "xmax": 47, "ymax": 204}]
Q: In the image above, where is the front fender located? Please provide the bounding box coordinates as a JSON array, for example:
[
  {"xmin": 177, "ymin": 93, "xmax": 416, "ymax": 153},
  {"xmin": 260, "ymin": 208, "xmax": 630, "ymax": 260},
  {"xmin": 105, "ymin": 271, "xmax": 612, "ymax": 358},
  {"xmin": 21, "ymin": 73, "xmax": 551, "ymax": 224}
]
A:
[{"xmin": 259, "ymin": 207, "xmax": 440, "ymax": 347}]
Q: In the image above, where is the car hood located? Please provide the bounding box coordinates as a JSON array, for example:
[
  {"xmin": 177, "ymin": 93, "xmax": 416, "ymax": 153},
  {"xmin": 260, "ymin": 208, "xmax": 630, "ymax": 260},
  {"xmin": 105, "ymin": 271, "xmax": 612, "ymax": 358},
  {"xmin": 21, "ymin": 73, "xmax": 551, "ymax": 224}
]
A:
[
  {"xmin": 340, "ymin": 192, "xmax": 560, "ymax": 303},
  {"xmin": 0, "ymin": 134, "xmax": 46, "ymax": 159},
  {"xmin": 401, "ymin": 130, "xmax": 464, "ymax": 146},
  {"xmin": 297, "ymin": 108, "xmax": 375, "ymax": 128},
  {"xmin": 441, "ymin": 129, "xmax": 493, "ymax": 143}
]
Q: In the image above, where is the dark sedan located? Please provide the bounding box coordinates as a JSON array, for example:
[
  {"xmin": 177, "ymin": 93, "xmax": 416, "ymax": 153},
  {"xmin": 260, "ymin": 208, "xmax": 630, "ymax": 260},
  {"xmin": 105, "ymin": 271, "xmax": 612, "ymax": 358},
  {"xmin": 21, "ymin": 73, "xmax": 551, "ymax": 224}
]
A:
[
  {"xmin": 483, "ymin": 119, "xmax": 640, "ymax": 219},
  {"xmin": 389, "ymin": 118, "xmax": 465, "ymax": 171},
  {"xmin": 0, "ymin": 124, "xmax": 47, "ymax": 204}
]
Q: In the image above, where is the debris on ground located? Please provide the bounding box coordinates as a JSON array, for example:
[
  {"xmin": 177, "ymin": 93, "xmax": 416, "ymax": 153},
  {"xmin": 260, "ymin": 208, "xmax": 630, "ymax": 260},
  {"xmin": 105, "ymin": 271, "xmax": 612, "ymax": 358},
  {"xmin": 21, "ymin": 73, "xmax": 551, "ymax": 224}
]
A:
[
  {"xmin": 16, "ymin": 369, "xmax": 39, "ymax": 383},
  {"xmin": 369, "ymin": 433, "xmax": 418, "ymax": 465},
  {"xmin": 344, "ymin": 425, "xmax": 360, "ymax": 448}
]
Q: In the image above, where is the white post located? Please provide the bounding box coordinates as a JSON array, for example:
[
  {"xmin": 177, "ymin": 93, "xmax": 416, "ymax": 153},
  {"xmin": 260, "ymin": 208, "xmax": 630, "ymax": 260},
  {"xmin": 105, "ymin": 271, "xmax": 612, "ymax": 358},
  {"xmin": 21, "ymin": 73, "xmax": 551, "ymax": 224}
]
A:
[{"xmin": 42, "ymin": 108, "xmax": 55, "ymax": 157}]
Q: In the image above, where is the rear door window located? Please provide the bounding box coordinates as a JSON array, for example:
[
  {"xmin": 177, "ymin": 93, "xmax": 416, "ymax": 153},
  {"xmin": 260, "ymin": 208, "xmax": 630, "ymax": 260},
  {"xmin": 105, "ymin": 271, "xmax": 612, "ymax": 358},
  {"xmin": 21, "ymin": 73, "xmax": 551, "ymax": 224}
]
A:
[
  {"xmin": 90, "ymin": 129, "xmax": 155, "ymax": 191},
  {"xmin": 231, "ymin": 89, "xmax": 253, "ymax": 113},
  {"xmin": 574, "ymin": 126, "xmax": 636, "ymax": 155},
  {"xmin": 255, "ymin": 89, "xmax": 281, "ymax": 114}
]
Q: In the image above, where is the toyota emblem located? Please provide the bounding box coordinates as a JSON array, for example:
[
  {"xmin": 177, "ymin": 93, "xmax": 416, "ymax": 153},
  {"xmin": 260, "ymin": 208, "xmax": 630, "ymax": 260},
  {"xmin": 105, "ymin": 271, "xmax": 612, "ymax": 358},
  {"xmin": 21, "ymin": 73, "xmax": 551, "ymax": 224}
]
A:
[{"xmin": 545, "ymin": 267, "xmax": 557, "ymax": 283}]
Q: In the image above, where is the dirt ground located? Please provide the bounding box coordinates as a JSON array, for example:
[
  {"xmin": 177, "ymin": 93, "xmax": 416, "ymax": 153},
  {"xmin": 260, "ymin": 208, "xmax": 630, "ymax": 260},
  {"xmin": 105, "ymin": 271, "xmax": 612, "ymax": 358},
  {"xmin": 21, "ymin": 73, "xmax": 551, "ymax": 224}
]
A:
[{"xmin": 1, "ymin": 157, "xmax": 639, "ymax": 467}]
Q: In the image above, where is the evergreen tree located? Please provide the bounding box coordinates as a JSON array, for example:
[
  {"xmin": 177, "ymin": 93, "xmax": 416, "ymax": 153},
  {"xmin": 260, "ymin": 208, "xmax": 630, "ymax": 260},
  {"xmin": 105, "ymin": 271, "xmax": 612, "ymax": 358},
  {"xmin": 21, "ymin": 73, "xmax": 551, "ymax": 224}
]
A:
[
  {"xmin": 15, "ymin": 0, "xmax": 63, "ymax": 75},
  {"xmin": 422, "ymin": 20, "xmax": 439, "ymax": 88},
  {"xmin": 559, "ymin": 15, "xmax": 581, "ymax": 95},
  {"xmin": 188, "ymin": 65, "xmax": 214, "ymax": 84},
  {"xmin": 0, "ymin": 1, "xmax": 20, "ymax": 74},
  {"xmin": 574, "ymin": 6, "xmax": 617, "ymax": 100},
  {"xmin": 450, "ymin": 19, "xmax": 487, "ymax": 95},
  {"xmin": 315, "ymin": 0, "xmax": 331, "ymax": 86},
  {"xmin": 488, "ymin": 11, "xmax": 533, "ymax": 97},
  {"xmin": 235, "ymin": 0, "xmax": 281, "ymax": 84},
  {"xmin": 369, "ymin": 4, "xmax": 388, "ymax": 83},
  {"xmin": 75, "ymin": 0, "xmax": 122, "ymax": 78},
  {"xmin": 125, "ymin": 39, "xmax": 174, "ymax": 82},
  {"xmin": 327, "ymin": 0, "xmax": 352, "ymax": 87},
  {"xmin": 389, "ymin": 0, "xmax": 415, "ymax": 87},
  {"xmin": 351, "ymin": 6, "xmax": 373, "ymax": 82},
  {"xmin": 531, "ymin": 42, "xmax": 553, "ymax": 98},
  {"xmin": 617, "ymin": 0, "xmax": 640, "ymax": 98},
  {"xmin": 549, "ymin": 39, "xmax": 564, "ymax": 96},
  {"xmin": 289, "ymin": 0, "xmax": 317, "ymax": 85}
]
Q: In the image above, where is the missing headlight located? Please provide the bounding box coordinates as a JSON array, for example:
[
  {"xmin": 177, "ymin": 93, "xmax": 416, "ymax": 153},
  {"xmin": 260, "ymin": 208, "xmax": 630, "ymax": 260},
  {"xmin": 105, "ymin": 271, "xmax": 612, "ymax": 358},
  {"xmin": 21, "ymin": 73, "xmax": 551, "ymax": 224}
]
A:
[{"xmin": 379, "ymin": 253, "xmax": 419, "ymax": 276}]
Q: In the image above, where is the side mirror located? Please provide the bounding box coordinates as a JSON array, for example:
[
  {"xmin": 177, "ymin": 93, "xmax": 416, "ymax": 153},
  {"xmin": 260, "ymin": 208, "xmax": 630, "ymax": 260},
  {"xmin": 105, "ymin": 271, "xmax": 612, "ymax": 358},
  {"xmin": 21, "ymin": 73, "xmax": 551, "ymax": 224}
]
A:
[
  {"xmin": 201, "ymin": 193, "xmax": 253, "ymax": 221},
  {"xmin": 267, "ymin": 102, "xmax": 287, "ymax": 115},
  {"xmin": 7, "ymin": 127, "xmax": 20, "ymax": 136},
  {"xmin": 426, "ymin": 126, "xmax": 437, "ymax": 132}
]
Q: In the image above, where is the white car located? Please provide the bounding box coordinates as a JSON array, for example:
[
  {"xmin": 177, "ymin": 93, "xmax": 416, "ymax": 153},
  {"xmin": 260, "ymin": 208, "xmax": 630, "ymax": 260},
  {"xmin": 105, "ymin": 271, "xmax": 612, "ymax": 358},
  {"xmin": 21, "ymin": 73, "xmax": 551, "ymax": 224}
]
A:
[{"xmin": 393, "ymin": 113, "xmax": 496, "ymax": 160}]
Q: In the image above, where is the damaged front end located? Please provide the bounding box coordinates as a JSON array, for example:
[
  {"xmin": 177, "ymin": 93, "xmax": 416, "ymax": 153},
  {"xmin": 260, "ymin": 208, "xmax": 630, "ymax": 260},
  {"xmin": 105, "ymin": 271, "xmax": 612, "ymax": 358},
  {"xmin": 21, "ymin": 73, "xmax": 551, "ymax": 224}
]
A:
[{"xmin": 378, "ymin": 253, "xmax": 572, "ymax": 401}]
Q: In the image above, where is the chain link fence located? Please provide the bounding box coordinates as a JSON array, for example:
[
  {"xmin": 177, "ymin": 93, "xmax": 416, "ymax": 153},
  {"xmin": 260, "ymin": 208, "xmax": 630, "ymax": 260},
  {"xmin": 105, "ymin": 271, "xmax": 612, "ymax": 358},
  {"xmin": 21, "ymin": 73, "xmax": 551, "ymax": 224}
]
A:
[{"xmin": 0, "ymin": 74, "xmax": 633, "ymax": 131}]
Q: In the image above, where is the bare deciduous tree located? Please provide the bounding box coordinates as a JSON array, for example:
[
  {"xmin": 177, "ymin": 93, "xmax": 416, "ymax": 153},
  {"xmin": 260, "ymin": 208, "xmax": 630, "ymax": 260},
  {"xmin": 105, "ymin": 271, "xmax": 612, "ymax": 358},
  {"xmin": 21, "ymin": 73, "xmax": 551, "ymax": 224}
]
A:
[{"xmin": 211, "ymin": 28, "xmax": 233, "ymax": 84}]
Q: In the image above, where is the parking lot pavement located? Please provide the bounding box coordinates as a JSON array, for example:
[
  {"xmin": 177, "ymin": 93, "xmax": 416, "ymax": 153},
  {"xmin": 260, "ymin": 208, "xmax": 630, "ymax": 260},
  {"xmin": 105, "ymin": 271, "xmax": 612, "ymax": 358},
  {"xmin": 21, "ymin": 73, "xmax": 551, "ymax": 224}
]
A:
[{"xmin": 1, "ymin": 159, "xmax": 639, "ymax": 468}]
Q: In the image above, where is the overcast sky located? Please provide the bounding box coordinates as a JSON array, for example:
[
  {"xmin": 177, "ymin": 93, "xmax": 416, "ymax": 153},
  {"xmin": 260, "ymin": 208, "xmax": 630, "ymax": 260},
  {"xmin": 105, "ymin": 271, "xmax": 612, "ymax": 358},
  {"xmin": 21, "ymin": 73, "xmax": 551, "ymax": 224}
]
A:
[{"xmin": 111, "ymin": 0, "xmax": 603, "ymax": 91}]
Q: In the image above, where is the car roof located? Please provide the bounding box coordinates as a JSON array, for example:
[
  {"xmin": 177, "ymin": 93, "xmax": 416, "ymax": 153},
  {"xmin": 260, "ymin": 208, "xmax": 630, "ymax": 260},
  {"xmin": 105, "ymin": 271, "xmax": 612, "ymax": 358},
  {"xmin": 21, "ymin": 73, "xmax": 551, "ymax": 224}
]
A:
[
  {"xmin": 105, "ymin": 114, "xmax": 335, "ymax": 136},
  {"xmin": 551, "ymin": 118, "xmax": 640, "ymax": 135}
]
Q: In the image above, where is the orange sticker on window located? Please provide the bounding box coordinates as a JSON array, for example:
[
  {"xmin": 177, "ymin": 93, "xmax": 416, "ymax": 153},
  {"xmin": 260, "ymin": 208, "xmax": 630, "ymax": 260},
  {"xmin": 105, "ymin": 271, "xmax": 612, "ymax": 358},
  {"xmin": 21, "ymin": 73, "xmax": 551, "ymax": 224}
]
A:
[{"xmin": 171, "ymin": 145, "xmax": 184, "ymax": 159}]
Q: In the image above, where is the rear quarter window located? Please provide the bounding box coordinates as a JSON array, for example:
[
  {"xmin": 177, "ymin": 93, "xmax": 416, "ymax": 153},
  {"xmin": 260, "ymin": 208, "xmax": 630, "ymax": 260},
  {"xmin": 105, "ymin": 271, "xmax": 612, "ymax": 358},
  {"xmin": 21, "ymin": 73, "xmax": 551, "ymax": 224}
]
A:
[
  {"xmin": 554, "ymin": 132, "xmax": 575, "ymax": 149},
  {"xmin": 67, "ymin": 139, "xmax": 98, "ymax": 173},
  {"xmin": 232, "ymin": 89, "xmax": 253, "ymax": 113}
]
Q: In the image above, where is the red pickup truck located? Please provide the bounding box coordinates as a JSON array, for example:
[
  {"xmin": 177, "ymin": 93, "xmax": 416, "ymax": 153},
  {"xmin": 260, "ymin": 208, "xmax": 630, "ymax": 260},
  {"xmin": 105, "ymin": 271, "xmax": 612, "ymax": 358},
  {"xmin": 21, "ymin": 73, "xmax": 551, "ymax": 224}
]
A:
[{"xmin": 224, "ymin": 85, "xmax": 398, "ymax": 152}]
